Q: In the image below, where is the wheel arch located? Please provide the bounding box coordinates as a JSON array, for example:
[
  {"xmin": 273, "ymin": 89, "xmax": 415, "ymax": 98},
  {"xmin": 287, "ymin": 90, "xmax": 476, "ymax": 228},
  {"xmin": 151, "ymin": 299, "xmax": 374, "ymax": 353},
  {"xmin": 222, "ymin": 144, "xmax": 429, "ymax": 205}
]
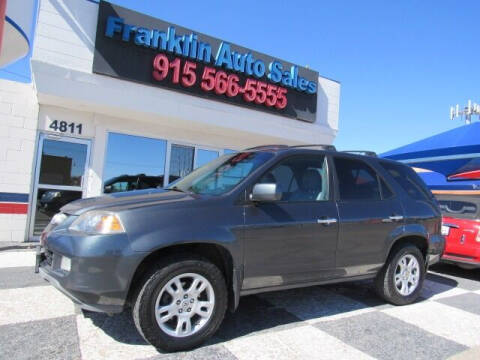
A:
[
  {"xmin": 126, "ymin": 242, "xmax": 239, "ymax": 312},
  {"xmin": 386, "ymin": 234, "xmax": 429, "ymax": 263}
]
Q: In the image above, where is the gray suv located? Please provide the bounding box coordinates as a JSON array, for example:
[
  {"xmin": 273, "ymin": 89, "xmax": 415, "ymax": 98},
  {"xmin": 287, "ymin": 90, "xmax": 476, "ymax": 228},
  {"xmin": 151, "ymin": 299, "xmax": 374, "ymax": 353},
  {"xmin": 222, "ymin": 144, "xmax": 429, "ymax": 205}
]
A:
[{"xmin": 36, "ymin": 145, "xmax": 444, "ymax": 351}]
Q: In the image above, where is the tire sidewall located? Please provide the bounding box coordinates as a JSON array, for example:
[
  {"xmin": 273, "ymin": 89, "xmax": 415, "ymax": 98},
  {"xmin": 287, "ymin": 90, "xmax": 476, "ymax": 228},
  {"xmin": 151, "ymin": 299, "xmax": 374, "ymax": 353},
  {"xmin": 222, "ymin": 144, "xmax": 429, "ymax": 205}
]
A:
[
  {"xmin": 385, "ymin": 245, "xmax": 425, "ymax": 305},
  {"xmin": 135, "ymin": 258, "xmax": 227, "ymax": 351}
]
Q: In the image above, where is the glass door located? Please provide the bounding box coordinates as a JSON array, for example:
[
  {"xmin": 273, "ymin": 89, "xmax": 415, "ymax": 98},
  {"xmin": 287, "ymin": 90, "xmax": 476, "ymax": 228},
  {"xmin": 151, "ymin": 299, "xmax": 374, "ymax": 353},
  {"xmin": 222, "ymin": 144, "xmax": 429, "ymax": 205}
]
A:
[{"xmin": 30, "ymin": 134, "xmax": 91, "ymax": 238}]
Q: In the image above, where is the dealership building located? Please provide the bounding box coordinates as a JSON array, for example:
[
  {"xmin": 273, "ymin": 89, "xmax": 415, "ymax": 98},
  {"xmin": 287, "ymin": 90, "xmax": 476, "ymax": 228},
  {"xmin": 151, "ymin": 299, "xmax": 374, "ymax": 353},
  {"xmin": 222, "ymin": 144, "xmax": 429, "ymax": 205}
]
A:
[{"xmin": 0, "ymin": 0, "xmax": 340, "ymax": 242}]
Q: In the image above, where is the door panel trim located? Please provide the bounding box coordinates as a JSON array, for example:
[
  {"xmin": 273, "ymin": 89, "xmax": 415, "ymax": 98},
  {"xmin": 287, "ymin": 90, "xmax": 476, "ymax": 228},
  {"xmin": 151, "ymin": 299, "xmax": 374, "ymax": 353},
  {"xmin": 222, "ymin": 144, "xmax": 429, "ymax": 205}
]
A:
[{"xmin": 240, "ymin": 273, "xmax": 376, "ymax": 296}]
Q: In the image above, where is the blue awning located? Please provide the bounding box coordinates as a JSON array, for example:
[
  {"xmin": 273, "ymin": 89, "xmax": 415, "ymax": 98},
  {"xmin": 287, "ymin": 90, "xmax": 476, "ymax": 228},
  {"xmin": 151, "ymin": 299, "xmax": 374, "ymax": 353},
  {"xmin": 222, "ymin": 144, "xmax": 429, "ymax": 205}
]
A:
[{"xmin": 381, "ymin": 122, "xmax": 480, "ymax": 177}]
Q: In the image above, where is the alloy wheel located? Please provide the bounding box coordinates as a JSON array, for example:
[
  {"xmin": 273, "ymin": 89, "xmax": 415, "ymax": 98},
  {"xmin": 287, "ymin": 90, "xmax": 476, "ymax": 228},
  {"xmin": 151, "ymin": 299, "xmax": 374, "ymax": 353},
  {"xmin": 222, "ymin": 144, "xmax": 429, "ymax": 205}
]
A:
[
  {"xmin": 154, "ymin": 273, "xmax": 215, "ymax": 337},
  {"xmin": 394, "ymin": 254, "xmax": 420, "ymax": 296}
]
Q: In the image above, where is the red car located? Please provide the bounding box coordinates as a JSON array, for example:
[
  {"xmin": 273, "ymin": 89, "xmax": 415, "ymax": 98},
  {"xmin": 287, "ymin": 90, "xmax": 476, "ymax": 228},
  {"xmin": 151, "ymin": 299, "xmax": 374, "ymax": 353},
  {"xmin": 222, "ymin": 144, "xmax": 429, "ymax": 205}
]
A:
[{"xmin": 436, "ymin": 194, "xmax": 480, "ymax": 269}]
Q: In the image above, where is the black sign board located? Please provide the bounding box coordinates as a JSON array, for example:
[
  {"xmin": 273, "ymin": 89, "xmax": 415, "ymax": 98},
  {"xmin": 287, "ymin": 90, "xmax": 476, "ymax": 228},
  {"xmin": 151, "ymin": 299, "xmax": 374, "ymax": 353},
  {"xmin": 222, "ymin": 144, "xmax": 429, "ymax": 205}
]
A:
[{"xmin": 93, "ymin": 1, "xmax": 318, "ymax": 122}]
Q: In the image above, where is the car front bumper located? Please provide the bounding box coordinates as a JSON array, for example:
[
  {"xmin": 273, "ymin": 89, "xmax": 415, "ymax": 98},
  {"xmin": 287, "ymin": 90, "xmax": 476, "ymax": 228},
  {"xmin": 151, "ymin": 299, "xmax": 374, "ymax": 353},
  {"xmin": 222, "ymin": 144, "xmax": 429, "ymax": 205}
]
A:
[{"xmin": 36, "ymin": 231, "xmax": 146, "ymax": 313}]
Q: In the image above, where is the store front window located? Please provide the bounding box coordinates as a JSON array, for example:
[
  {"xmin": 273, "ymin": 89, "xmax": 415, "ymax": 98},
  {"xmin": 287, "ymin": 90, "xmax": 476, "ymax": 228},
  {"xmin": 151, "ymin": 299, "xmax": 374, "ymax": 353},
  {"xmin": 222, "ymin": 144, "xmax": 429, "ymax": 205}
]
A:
[
  {"xmin": 195, "ymin": 149, "xmax": 219, "ymax": 169},
  {"xmin": 168, "ymin": 144, "xmax": 194, "ymax": 184},
  {"xmin": 103, "ymin": 133, "xmax": 167, "ymax": 193},
  {"xmin": 103, "ymin": 132, "xmax": 228, "ymax": 191}
]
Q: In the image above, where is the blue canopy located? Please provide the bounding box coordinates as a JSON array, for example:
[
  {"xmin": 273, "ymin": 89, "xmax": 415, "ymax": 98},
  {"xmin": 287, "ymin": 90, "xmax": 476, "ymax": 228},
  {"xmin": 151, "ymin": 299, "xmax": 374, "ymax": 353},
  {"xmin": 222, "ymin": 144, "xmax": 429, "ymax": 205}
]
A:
[{"xmin": 382, "ymin": 122, "xmax": 480, "ymax": 176}]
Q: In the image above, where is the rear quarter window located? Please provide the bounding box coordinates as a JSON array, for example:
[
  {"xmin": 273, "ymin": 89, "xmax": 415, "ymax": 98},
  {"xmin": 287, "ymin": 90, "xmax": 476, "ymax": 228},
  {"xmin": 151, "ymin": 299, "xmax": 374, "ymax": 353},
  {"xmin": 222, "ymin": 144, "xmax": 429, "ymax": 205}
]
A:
[{"xmin": 379, "ymin": 161, "xmax": 433, "ymax": 201}]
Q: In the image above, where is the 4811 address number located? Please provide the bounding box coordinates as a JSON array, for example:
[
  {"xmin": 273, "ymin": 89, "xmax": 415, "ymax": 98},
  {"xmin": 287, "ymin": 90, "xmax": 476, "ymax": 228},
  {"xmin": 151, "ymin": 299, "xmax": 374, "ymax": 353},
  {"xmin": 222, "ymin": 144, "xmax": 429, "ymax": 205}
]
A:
[
  {"xmin": 49, "ymin": 120, "xmax": 83, "ymax": 135},
  {"xmin": 152, "ymin": 54, "xmax": 288, "ymax": 109}
]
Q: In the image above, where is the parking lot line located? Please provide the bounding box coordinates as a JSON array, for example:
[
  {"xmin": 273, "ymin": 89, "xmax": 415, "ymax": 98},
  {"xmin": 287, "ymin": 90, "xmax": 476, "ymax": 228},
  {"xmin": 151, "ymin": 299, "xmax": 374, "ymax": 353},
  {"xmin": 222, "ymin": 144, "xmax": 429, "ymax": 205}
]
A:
[
  {"xmin": 0, "ymin": 285, "xmax": 75, "ymax": 326},
  {"xmin": 422, "ymin": 279, "xmax": 470, "ymax": 300},
  {"xmin": 75, "ymin": 312, "xmax": 160, "ymax": 360},
  {"xmin": 0, "ymin": 251, "xmax": 35, "ymax": 269},
  {"xmin": 383, "ymin": 301, "xmax": 480, "ymax": 348},
  {"xmin": 224, "ymin": 324, "xmax": 375, "ymax": 360}
]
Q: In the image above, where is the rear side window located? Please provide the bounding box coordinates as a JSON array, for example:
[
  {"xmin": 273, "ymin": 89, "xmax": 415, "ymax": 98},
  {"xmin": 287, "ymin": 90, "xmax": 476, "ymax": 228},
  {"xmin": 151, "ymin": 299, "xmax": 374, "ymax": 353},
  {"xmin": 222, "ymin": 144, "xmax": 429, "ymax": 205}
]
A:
[
  {"xmin": 334, "ymin": 157, "xmax": 381, "ymax": 201},
  {"xmin": 380, "ymin": 161, "xmax": 432, "ymax": 201},
  {"xmin": 380, "ymin": 178, "xmax": 394, "ymax": 199}
]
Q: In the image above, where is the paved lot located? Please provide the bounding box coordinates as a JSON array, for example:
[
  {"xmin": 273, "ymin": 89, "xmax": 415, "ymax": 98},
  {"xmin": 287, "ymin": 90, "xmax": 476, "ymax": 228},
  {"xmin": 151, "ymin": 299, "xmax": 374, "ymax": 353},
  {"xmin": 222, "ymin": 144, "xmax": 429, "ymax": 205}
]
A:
[{"xmin": 0, "ymin": 249, "xmax": 479, "ymax": 360}]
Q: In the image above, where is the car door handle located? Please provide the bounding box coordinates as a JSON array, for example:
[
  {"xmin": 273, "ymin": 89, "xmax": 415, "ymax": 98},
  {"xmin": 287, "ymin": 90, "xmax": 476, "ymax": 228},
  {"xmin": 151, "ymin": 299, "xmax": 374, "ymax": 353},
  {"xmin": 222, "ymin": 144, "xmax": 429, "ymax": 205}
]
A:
[
  {"xmin": 383, "ymin": 215, "xmax": 404, "ymax": 223},
  {"xmin": 317, "ymin": 218, "xmax": 337, "ymax": 225}
]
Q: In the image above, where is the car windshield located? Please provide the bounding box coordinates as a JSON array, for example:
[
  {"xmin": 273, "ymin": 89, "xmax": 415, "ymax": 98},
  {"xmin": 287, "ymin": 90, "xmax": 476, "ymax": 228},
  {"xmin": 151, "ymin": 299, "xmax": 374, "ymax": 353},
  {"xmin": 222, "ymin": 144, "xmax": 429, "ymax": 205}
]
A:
[{"xmin": 167, "ymin": 151, "xmax": 273, "ymax": 195}]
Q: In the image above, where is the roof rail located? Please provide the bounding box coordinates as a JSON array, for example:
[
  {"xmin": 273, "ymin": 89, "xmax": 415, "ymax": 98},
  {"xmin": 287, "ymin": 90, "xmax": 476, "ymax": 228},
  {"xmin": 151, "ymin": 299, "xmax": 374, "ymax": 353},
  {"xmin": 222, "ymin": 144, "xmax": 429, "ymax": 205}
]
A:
[
  {"xmin": 245, "ymin": 144, "xmax": 337, "ymax": 151},
  {"xmin": 245, "ymin": 145, "xmax": 289, "ymax": 150},
  {"xmin": 342, "ymin": 150, "xmax": 377, "ymax": 157},
  {"xmin": 289, "ymin": 144, "xmax": 337, "ymax": 151}
]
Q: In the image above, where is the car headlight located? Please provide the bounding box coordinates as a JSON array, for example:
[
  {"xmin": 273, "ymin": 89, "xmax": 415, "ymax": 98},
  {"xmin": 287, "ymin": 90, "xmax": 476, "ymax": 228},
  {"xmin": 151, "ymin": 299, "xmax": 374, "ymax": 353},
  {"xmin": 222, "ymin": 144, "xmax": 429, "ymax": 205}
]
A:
[
  {"xmin": 69, "ymin": 211, "xmax": 125, "ymax": 235},
  {"xmin": 41, "ymin": 213, "xmax": 69, "ymax": 245},
  {"xmin": 51, "ymin": 213, "xmax": 68, "ymax": 226}
]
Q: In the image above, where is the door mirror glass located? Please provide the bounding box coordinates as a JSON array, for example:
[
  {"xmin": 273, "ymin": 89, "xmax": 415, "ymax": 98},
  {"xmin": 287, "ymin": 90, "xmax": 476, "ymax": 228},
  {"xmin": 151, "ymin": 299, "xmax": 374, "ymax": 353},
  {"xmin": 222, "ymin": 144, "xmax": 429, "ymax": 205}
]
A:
[{"xmin": 250, "ymin": 183, "xmax": 282, "ymax": 202}]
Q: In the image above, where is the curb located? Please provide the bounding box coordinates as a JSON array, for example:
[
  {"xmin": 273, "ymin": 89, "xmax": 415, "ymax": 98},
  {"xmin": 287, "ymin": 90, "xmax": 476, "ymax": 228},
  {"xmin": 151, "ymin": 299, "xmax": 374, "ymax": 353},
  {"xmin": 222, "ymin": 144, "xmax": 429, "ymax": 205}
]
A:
[{"xmin": 0, "ymin": 242, "xmax": 38, "ymax": 252}]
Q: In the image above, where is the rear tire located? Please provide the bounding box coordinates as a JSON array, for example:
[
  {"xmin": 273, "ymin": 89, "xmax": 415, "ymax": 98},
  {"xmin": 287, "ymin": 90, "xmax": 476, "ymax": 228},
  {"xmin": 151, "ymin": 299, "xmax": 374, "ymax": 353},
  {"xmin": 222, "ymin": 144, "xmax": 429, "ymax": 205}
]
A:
[
  {"xmin": 375, "ymin": 244, "xmax": 425, "ymax": 305},
  {"xmin": 133, "ymin": 254, "xmax": 227, "ymax": 352}
]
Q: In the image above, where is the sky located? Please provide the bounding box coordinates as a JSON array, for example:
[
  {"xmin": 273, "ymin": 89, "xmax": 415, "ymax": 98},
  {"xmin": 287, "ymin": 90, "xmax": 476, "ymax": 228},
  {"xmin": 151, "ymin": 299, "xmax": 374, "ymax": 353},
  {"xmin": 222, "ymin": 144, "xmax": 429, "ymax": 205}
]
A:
[{"xmin": 2, "ymin": 0, "xmax": 479, "ymax": 153}]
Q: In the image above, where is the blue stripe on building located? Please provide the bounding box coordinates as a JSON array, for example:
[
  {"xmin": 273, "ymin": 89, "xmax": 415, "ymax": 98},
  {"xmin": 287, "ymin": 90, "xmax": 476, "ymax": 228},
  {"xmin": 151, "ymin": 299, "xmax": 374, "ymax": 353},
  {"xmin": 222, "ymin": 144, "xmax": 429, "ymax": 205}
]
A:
[{"xmin": 0, "ymin": 192, "xmax": 29, "ymax": 203}]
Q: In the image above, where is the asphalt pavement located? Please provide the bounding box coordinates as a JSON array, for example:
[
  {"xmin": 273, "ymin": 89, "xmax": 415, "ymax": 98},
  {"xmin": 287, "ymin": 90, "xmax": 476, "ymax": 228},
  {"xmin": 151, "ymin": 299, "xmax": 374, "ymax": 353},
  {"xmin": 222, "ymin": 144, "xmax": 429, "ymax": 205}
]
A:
[{"xmin": 0, "ymin": 249, "xmax": 479, "ymax": 360}]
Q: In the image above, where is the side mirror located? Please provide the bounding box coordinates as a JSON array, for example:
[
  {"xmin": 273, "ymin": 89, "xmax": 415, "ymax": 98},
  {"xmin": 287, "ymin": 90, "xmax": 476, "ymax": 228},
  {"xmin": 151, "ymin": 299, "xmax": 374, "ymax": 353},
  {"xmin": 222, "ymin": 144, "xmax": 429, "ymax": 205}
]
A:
[{"xmin": 250, "ymin": 183, "xmax": 282, "ymax": 202}]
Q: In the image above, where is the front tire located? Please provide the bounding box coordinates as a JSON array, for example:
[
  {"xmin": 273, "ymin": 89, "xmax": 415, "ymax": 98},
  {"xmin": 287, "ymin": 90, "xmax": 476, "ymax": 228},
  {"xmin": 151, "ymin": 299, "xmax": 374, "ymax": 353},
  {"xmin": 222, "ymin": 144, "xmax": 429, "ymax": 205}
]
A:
[
  {"xmin": 375, "ymin": 244, "xmax": 425, "ymax": 305},
  {"xmin": 133, "ymin": 255, "xmax": 227, "ymax": 352}
]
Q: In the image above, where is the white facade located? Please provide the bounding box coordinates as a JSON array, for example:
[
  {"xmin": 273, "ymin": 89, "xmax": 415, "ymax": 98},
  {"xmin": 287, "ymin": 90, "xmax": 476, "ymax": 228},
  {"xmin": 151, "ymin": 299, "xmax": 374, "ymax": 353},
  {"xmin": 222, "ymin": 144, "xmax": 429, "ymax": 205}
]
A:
[
  {"xmin": 0, "ymin": 80, "xmax": 38, "ymax": 241},
  {"xmin": 0, "ymin": 0, "xmax": 340, "ymax": 242}
]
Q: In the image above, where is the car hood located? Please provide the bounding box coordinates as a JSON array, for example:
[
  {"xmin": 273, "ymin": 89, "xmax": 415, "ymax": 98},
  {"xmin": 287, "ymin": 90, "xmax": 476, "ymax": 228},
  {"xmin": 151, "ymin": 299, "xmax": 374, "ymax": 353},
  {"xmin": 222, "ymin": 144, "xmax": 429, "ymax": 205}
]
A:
[{"xmin": 60, "ymin": 188, "xmax": 197, "ymax": 215}]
